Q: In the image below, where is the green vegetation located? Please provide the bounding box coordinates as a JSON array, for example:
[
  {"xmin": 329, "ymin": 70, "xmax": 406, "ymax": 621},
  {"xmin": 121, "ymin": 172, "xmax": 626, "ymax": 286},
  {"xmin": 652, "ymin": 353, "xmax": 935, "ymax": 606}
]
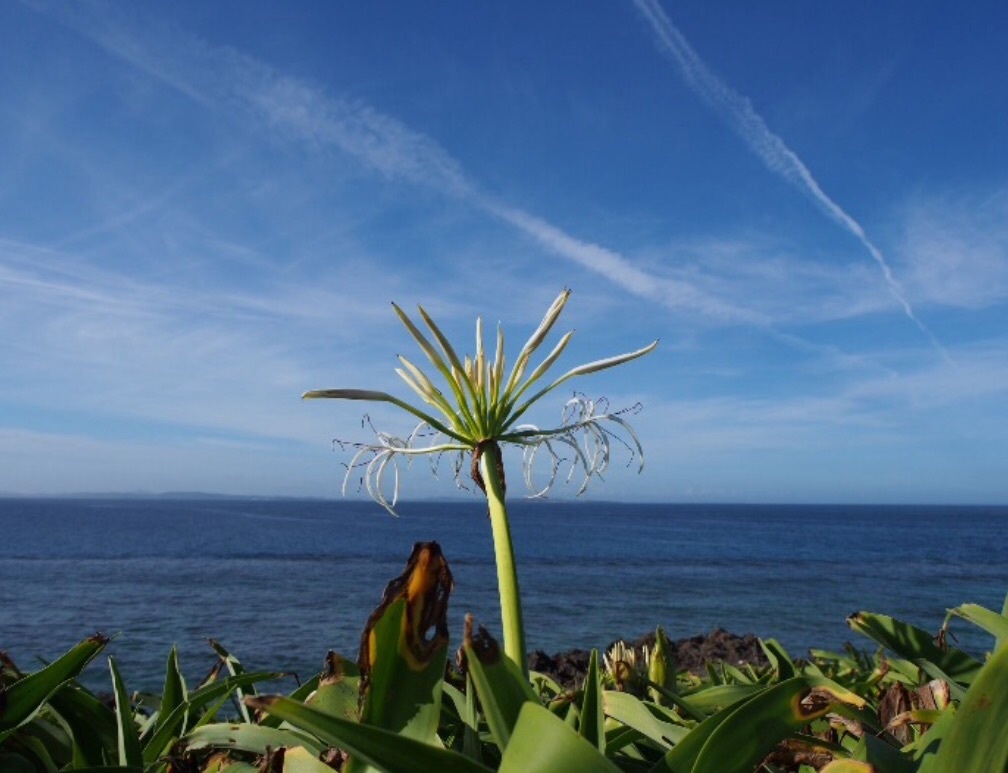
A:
[{"xmin": 3, "ymin": 294, "xmax": 1005, "ymax": 771}]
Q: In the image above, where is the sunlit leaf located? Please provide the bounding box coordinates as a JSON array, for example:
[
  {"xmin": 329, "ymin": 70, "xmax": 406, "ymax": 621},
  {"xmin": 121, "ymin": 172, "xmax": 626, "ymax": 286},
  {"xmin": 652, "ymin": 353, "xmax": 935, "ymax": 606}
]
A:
[
  {"xmin": 579, "ymin": 649, "xmax": 605, "ymax": 754},
  {"xmin": 108, "ymin": 656, "xmax": 143, "ymax": 768},
  {"xmin": 498, "ymin": 701, "xmax": 620, "ymax": 773},
  {"xmin": 920, "ymin": 640, "xmax": 1008, "ymax": 772},
  {"xmin": 357, "ymin": 542, "xmax": 453, "ymax": 749},
  {"xmin": 847, "ymin": 611, "xmax": 982, "ymax": 686},
  {"xmin": 461, "ymin": 617, "xmax": 537, "ymax": 754},
  {"xmin": 247, "ymin": 695, "xmax": 491, "ymax": 773}
]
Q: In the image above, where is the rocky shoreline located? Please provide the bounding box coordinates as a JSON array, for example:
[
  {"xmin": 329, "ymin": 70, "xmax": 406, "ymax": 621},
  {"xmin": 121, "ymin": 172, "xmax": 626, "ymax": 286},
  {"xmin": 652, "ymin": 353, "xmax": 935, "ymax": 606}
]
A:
[{"xmin": 527, "ymin": 628, "xmax": 769, "ymax": 689}]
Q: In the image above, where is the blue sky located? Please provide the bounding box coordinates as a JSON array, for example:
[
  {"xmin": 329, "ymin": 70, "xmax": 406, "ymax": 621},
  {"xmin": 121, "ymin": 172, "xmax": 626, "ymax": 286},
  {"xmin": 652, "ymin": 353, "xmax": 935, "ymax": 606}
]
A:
[{"xmin": 2, "ymin": 1, "xmax": 1007, "ymax": 503}]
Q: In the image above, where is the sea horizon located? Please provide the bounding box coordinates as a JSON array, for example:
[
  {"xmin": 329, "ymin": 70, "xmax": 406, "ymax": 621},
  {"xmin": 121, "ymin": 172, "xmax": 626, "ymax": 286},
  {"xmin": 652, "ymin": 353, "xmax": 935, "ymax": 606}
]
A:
[
  {"xmin": 2, "ymin": 497, "xmax": 1005, "ymax": 692},
  {"xmin": 3, "ymin": 492, "xmax": 1007, "ymax": 507}
]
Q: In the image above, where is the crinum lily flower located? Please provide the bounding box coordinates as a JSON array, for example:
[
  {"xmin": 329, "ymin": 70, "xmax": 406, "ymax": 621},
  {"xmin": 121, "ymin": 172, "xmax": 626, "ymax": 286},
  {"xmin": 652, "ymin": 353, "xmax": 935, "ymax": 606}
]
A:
[{"xmin": 304, "ymin": 289, "xmax": 657, "ymax": 674}]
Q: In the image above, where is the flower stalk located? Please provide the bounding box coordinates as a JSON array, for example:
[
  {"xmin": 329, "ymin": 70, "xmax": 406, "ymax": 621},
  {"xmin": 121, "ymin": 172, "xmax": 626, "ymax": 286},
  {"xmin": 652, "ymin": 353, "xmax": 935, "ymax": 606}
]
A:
[
  {"xmin": 305, "ymin": 289, "xmax": 656, "ymax": 676},
  {"xmin": 475, "ymin": 440, "xmax": 527, "ymax": 674}
]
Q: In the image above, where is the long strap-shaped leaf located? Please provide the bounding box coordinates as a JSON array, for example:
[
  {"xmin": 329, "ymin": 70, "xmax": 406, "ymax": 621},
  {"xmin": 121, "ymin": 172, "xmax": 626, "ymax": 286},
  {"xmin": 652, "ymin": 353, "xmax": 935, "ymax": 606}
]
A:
[
  {"xmin": 461, "ymin": 617, "xmax": 537, "ymax": 754},
  {"xmin": 246, "ymin": 695, "xmax": 492, "ymax": 773},
  {"xmin": 0, "ymin": 634, "xmax": 108, "ymax": 736},
  {"xmin": 357, "ymin": 542, "xmax": 452, "ymax": 748},
  {"xmin": 919, "ymin": 640, "xmax": 1008, "ymax": 772},
  {"xmin": 153, "ymin": 645, "xmax": 187, "ymax": 741},
  {"xmin": 46, "ymin": 684, "xmax": 118, "ymax": 767},
  {"xmin": 148, "ymin": 670, "xmax": 289, "ymax": 760},
  {"xmin": 602, "ymin": 691, "xmax": 689, "ymax": 750},
  {"xmin": 1001, "ymin": 591, "xmax": 1008, "ymax": 652},
  {"xmin": 579, "ymin": 649, "xmax": 605, "ymax": 754},
  {"xmin": 108, "ymin": 656, "xmax": 144, "ymax": 768},
  {"xmin": 182, "ymin": 722, "xmax": 325, "ymax": 755},
  {"xmin": 498, "ymin": 701, "xmax": 621, "ymax": 773},
  {"xmin": 651, "ymin": 677, "xmax": 851, "ymax": 773},
  {"xmin": 692, "ymin": 677, "xmax": 855, "ymax": 772},
  {"xmin": 945, "ymin": 602, "xmax": 1008, "ymax": 652},
  {"xmin": 847, "ymin": 611, "xmax": 982, "ymax": 686}
]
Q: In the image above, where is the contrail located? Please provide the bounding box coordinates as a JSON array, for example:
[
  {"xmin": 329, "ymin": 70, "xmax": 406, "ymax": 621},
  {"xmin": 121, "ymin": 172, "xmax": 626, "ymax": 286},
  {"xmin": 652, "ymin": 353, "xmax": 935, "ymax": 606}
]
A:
[
  {"xmin": 30, "ymin": 1, "xmax": 762, "ymax": 323},
  {"xmin": 632, "ymin": 0, "xmax": 945, "ymax": 350},
  {"xmin": 484, "ymin": 203, "xmax": 763, "ymax": 323}
]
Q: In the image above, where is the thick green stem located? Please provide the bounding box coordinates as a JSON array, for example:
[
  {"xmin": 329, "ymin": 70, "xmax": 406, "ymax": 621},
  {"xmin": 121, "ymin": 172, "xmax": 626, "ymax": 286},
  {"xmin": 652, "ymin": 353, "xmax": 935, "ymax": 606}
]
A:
[{"xmin": 479, "ymin": 442, "xmax": 528, "ymax": 677}]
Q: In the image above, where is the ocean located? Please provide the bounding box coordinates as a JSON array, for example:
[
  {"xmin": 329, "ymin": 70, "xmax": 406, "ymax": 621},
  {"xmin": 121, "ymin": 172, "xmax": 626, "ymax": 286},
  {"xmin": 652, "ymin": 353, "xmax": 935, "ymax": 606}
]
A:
[{"xmin": 1, "ymin": 497, "xmax": 1005, "ymax": 692}]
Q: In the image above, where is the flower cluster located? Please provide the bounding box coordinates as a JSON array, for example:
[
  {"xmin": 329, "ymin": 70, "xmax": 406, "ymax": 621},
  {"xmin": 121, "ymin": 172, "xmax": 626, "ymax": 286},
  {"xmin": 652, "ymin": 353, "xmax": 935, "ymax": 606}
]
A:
[{"xmin": 305, "ymin": 289, "xmax": 657, "ymax": 512}]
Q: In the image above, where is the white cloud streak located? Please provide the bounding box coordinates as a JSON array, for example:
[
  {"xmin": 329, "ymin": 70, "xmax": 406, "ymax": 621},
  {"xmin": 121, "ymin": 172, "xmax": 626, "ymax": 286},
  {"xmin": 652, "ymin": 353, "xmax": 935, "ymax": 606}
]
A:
[
  {"xmin": 631, "ymin": 0, "xmax": 946, "ymax": 353},
  {"xmin": 485, "ymin": 204, "xmax": 764, "ymax": 323},
  {"xmin": 898, "ymin": 189, "xmax": 1008, "ymax": 309},
  {"xmin": 29, "ymin": 1, "xmax": 763, "ymax": 324}
]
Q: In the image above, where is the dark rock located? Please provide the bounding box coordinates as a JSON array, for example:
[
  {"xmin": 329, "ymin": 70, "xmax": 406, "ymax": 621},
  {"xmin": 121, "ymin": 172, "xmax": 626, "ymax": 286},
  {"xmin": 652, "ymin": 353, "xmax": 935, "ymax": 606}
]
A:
[
  {"xmin": 528, "ymin": 628, "xmax": 768, "ymax": 690},
  {"xmin": 527, "ymin": 647, "xmax": 593, "ymax": 689},
  {"xmin": 654, "ymin": 627, "xmax": 768, "ymax": 675}
]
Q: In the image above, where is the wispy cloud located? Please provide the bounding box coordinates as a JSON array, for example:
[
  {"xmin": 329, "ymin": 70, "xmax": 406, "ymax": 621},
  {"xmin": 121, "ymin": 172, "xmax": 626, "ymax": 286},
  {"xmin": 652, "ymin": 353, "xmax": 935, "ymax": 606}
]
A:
[
  {"xmin": 897, "ymin": 188, "xmax": 1008, "ymax": 309},
  {"xmin": 485, "ymin": 204, "xmax": 764, "ymax": 323},
  {"xmin": 637, "ymin": 336, "xmax": 1008, "ymax": 499},
  {"xmin": 35, "ymin": 0, "xmax": 926, "ymax": 346},
  {"xmin": 27, "ymin": 1, "xmax": 765, "ymax": 325},
  {"xmin": 0, "ymin": 235, "xmax": 397, "ymax": 443},
  {"xmin": 631, "ymin": 0, "xmax": 944, "ymax": 352}
]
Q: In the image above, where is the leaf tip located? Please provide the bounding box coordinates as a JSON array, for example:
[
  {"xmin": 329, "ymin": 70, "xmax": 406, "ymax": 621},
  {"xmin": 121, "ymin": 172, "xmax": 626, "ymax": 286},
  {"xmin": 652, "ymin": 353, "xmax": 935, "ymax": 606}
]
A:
[{"xmin": 243, "ymin": 695, "xmax": 275, "ymax": 711}]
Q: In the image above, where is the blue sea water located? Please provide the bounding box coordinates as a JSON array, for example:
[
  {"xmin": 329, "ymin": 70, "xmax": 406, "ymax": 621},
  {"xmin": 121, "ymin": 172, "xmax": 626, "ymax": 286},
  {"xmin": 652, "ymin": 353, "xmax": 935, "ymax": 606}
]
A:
[{"xmin": 1, "ymin": 497, "xmax": 1005, "ymax": 692}]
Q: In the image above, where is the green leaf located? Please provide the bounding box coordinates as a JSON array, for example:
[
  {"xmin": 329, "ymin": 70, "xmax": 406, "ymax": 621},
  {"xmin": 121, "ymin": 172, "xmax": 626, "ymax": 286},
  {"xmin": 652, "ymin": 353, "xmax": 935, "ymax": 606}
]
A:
[
  {"xmin": 603, "ymin": 691, "xmax": 688, "ymax": 750},
  {"xmin": 761, "ymin": 638, "xmax": 797, "ymax": 681},
  {"xmin": 304, "ymin": 652, "xmax": 360, "ymax": 723},
  {"xmin": 921, "ymin": 639, "xmax": 1008, "ymax": 772},
  {"xmin": 498, "ymin": 702, "xmax": 621, "ymax": 773},
  {"xmin": 678, "ymin": 683, "xmax": 761, "ymax": 713},
  {"xmin": 0, "ymin": 754, "xmax": 36, "ymax": 773},
  {"xmin": 108, "ymin": 657, "xmax": 144, "ymax": 768},
  {"xmin": 908, "ymin": 703, "xmax": 957, "ymax": 769},
  {"xmin": 462, "ymin": 618, "xmax": 537, "ymax": 754},
  {"xmin": 651, "ymin": 677, "xmax": 856, "ymax": 773},
  {"xmin": 443, "ymin": 676, "xmax": 483, "ymax": 763},
  {"xmin": 946, "ymin": 602, "xmax": 1008, "ymax": 651},
  {"xmin": 46, "ymin": 685, "xmax": 118, "ymax": 767},
  {"xmin": 247, "ymin": 695, "xmax": 492, "ymax": 773},
  {"xmin": 160, "ymin": 645, "xmax": 187, "ymax": 728},
  {"xmin": 692, "ymin": 677, "xmax": 851, "ymax": 773},
  {"xmin": 208, "ymin": 639, "xmax": 254, "ymax": 724},
  {"xmin": 849, "ymin": 734, "xmax": 916, "ymax": 773},
  {"xmin": 819, "ymin": 761, "xmax": 877, "ymax": 773},
  {"xmin": 281, "ymin": 746, "xmax": 341, "ymax": 773},
  {"xmin": 183, "ymin": 722, "xmax": 325, "ymax": 755},
  {"xmin": 146, "ymin": 670, "xmax": 287, "ymax": 761},
  {"xmin": 143, "ymin": 645, "xmax": 188, "ymax": 763},
  {"xmin": 847, "ymin": 611, "xmax": 982, "ymax": 686},
  {"xmin": 0, "ymin": 634, "xmax": 108, "ymax": 735},
  {"xmin": 10, "ymin": 730, "xmax": 62, "ymax": 773},
  {"xmin": 358, "ymin": 543, "xmax": 453, "ymax": 747},
  {"xmin": 649, "ymin": 692, "xmax": 749, "ymax": 772},
  {"xmin": 259, "ymin": 672, "xmax": 321, "ymax": 730},
  {"xmin": 643, "ymin": 680, "xmax": 706, "ymax": 723},
  {"xmin": 579, "ymin": 649, "xmax": 605, "ymax": 753},
  {"xmin": 603, "ymin": 723, "xmax": 645, "ymax": 756},
  {"xmin": 1001, "ymin": 591, "xmax": 1008, "ymax": 652}
]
